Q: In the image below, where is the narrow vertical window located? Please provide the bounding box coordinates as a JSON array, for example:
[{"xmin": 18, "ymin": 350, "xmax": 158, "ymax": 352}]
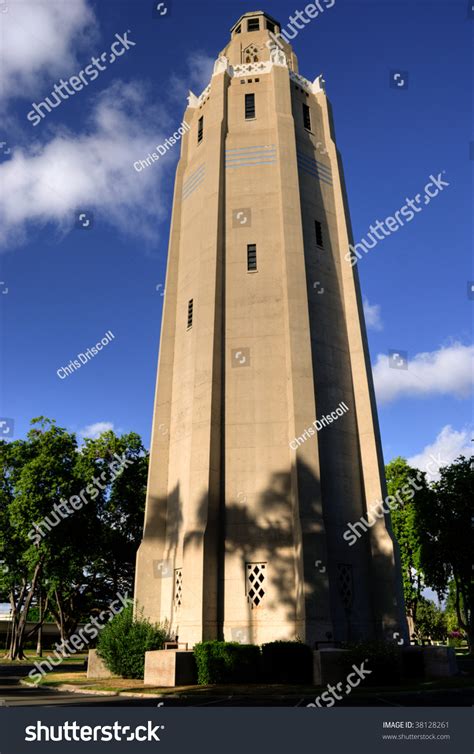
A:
[
  {"xmin": 337, "ymin": 564, "xmax": 353, "ymax": 612},
  {"xmin": 187, "ymin": 299, "xmax": 194, "ymax": 329},
  {"xmin": 245, "ymin": 93, "xmax": 256, "ymax": 119},
  {"xmin": 315, "ymin": 220, "xmax": 324, "ymax": 249},
  {"xmin": 303, "ymin": 103, "xmax": 311, "ymax": 131},
  {"xmin": 174, "ymin": 569, "xmax": 183, "ymax": 609},
  {"xmin": 246, "ymin": 563, "xmax": 266, "ymax": 608},
  {"xmin": 197, "ymin": 116, "xmax": 204, "ymax": 144},
  {"xmin": 247, "ymin": 244, "xmax": 257, "ymax": 271}
]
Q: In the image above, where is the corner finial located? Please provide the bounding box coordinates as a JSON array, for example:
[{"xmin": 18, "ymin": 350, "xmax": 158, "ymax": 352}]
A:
[
  {"xmin": 187, "ymin": 90, "xmax": 199, "ymax": 108},
  {"xmin": 312, "ymin": 74, "xmax": 326, "ymax": 94},
  {"xmin": 270, "ymin": 47, "xmax": 287, "ymax": 67},
  {"xmin": 213, "ymin": 55, "xmax": 229, "ymax": 76}
]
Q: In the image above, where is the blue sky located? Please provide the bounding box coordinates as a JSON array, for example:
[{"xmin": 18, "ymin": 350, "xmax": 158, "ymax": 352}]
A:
[{"xmin": 0, "ymin": 0, "xmax": 472, "ymax": 475}]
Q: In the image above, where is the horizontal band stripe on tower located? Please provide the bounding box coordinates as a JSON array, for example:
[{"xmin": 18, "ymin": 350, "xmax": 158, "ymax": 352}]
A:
[
  {"xmin": 297, "ymin": 152, "xmax": 332, "ymax": 177},
  {"xmin": 182, "ymin": 164, "xmax": 206, "ymax": 200},
  {"xmin": 225, "ymin": 145, "xmax": 277, "ymax": 169},
  {"xmin": 296, "ymin": 150, "xmax": 333, "ymax": 185}
]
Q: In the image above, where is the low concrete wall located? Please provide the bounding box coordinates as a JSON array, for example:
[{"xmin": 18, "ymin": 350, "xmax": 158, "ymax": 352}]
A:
[
  {"xmin": 144, "ymin": 650, "xmax": 196, "ymax": 687},
  {"xmin": 87, "ymin": 649, "xmax": 118, "ymax": 680},
  {"xmin": 313, "ymin": 649, "xmax": 350, "ymax": 686},
  {"xmin": 422, "ymin": 646, "xmax": 458, "ymax": 678}
]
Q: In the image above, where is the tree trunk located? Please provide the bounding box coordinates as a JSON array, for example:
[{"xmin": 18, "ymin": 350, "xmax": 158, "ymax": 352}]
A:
[
  {"xmin": 6, "ymin": 587, "xmax": 26, "ymax": 660},
  {"xmin": 6, "ymin": 563, "xmax": 42, "ymax": 660},
  {"xmin": 51, "ymin": 590, "xmax": 79, "ymax": 643},
  {"xmin": 36, "ymin": 589, "xmax": 43, "ymax": 657},
  {"xmin": 455, "ymin": 577, "xmax": 473, "ymax": 654}
]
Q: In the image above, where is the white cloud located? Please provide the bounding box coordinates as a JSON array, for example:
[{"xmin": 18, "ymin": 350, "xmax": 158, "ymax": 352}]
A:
[
  {"xmin": 363, "ymin": 297, "xmax": 383, "ymax": 331},
  {"xmin": 407, "ymin": 425, "xmax": 473, "ymax": 480},
  {"xmin": 0, "ymin": 81, "xmax": 171, "ymax": 247},
  {"xmin": 0, "ymin": 1, "xmax": 213, "ymax": 251},
  {"xmin": 373, "ymin": 342, "xmax": 474, "ymax": 404},
  {"xmin": 79, "ymin": 421, "xmax": 115, "ymax": 439},
  {"xmin": 169, "ymin": 52, "xmax": 215, "ymax": 102},
  {"xmin": 0, "ymin": 33, "xmax": 215, "ymax": 250},
  {"xmin": 0, "ymin": 0, "xmax": 96, "ymax": 103}
]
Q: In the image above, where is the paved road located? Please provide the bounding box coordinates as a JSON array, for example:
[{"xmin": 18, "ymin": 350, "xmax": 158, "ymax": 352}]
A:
[{"xmin": 0, "ymin": 664, "xmax": 472, "ymax": 707}]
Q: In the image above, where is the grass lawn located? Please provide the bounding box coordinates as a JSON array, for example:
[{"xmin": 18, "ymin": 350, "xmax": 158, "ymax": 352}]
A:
[
  {"xmin": 2, "ymin": 651, "xmax": 87, "ymax": 666},
  {"xmin": 32, "ymin": 670, "xmax": 474, "ymax": 699}
]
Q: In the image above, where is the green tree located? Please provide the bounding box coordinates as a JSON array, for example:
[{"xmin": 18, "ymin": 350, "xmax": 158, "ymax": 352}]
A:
[
  {"xmin": 0, "ymin": 418, "xmax": 81, "ymax": 658},
  {"xmin": 385, "ymin": 457, "xmax": 431, "ymax": 636},
  {"xmin": 0, "ymin": 418, "xmax": 148, "ymax": 660},
  {"xmin": 445, "ymin": 579, "xmax": 467, "ymax": 636},
  {"xmin": 76, "ymin": 430, "xmax": 148, "ymax": 604},
  {"xmin": 413, "ymin": 597, "xmax": 447, "ymax": 641},
  {"xmin": 415, "ymin": 456, "xmax": 473, "ymax": 652},
  {"xmin": 43, "ymin": 429, "xmax": 148, "ymax": 640}
]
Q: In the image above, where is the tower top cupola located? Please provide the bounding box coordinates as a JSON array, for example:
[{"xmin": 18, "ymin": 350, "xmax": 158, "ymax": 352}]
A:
[
  {"xmin": 222, "ymin": 10, "xmax": 298, "ymax": 71},
  {"xmin": 230, "ymin": 10, "xmax": 281, "ymax": 37}
]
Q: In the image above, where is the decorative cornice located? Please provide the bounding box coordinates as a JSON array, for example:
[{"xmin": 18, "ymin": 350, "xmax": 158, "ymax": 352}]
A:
[
  {"xmin": 231, "ymin": 61, "xmax": 273, "ymax": 77},
  {"xmin": 186, "ymin": 56, "xmax": 325, "ymax": 108},
  {"xmin": 290, "ymin": 70, "xmax": 326, "ymax": 95}
]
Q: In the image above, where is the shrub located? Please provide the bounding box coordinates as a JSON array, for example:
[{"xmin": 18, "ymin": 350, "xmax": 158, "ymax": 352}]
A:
[
  {"xmin": 447, "ymin": 631, "xmax": 467, "ymax": 648},
  {"xmin": 341, "ymin": 641, "xmax": 402, "ymax": 685},
  {"xmin": 193, "ymin": 641, "xmax": 261, "ymax": 685},
  {"xmin": 97, "ymin": 603, "xmax": 169, "ymax": 679},
  {"xmin": 261, "ymin": 641, "xmax": 313, "ymax": 684}
]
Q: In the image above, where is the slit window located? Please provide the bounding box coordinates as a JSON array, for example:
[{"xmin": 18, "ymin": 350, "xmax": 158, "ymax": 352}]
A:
[
  {"xmin": 245, "ymin": 93, "xmax": 256, "ymax": 119},
  {"xmin": 235, "ymin": 24, "xmax": 241, "ymax": 34},
  {"xmin": 303, "ymin": 103, "xmax": 312, "ymax": 131},
  {"xmin": 187, "ymin": 299, "xmax": 194, "ymax": 329},
  {"xmin": 247, "ymin": 17, "xmax": 260, "ymax": 31},
  {"xmin": 197, "ymin": 116, "xmax": 204, "ymax": 144},
  {"xmin": 247, "ymin": 244, "xmax": 257, "ymax": 271},
  {"xmin": 266, "ymin": 20, "xmax": 276, "ymax": 33},
  {"xmin": 315, "ymin": 221, "xmax": 324, "ymax": 249}
]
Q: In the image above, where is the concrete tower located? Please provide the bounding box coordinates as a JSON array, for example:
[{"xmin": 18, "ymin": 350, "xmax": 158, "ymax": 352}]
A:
[{"xmin": 135, "ymin": 10, "xmax": 407, "ymax": 648}]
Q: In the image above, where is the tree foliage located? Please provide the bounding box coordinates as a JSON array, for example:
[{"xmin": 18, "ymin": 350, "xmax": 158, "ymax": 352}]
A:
[
  {"xmin": 413, "ymin": 597, "xmax": 447, "ymax": 641},
  {"xmin": 0, "ymin": 417, "xmax": 148, "ymax": 659},
  {"xmin": 414, "ymin": 456, "xmax": 473, "ymax": 651},
  {"xmin": 385, "ymin": 457, "xmax": 429, "ymax": 632},
  {"xmin": 386, "ymin": 454, "xmax": 473, "ymax": 652}
]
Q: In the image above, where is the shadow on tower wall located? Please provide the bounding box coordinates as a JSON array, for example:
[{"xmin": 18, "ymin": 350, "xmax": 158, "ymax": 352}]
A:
[{"xmin": 138, "ymin": 454, "xmax": 406, "ymax": 647}]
